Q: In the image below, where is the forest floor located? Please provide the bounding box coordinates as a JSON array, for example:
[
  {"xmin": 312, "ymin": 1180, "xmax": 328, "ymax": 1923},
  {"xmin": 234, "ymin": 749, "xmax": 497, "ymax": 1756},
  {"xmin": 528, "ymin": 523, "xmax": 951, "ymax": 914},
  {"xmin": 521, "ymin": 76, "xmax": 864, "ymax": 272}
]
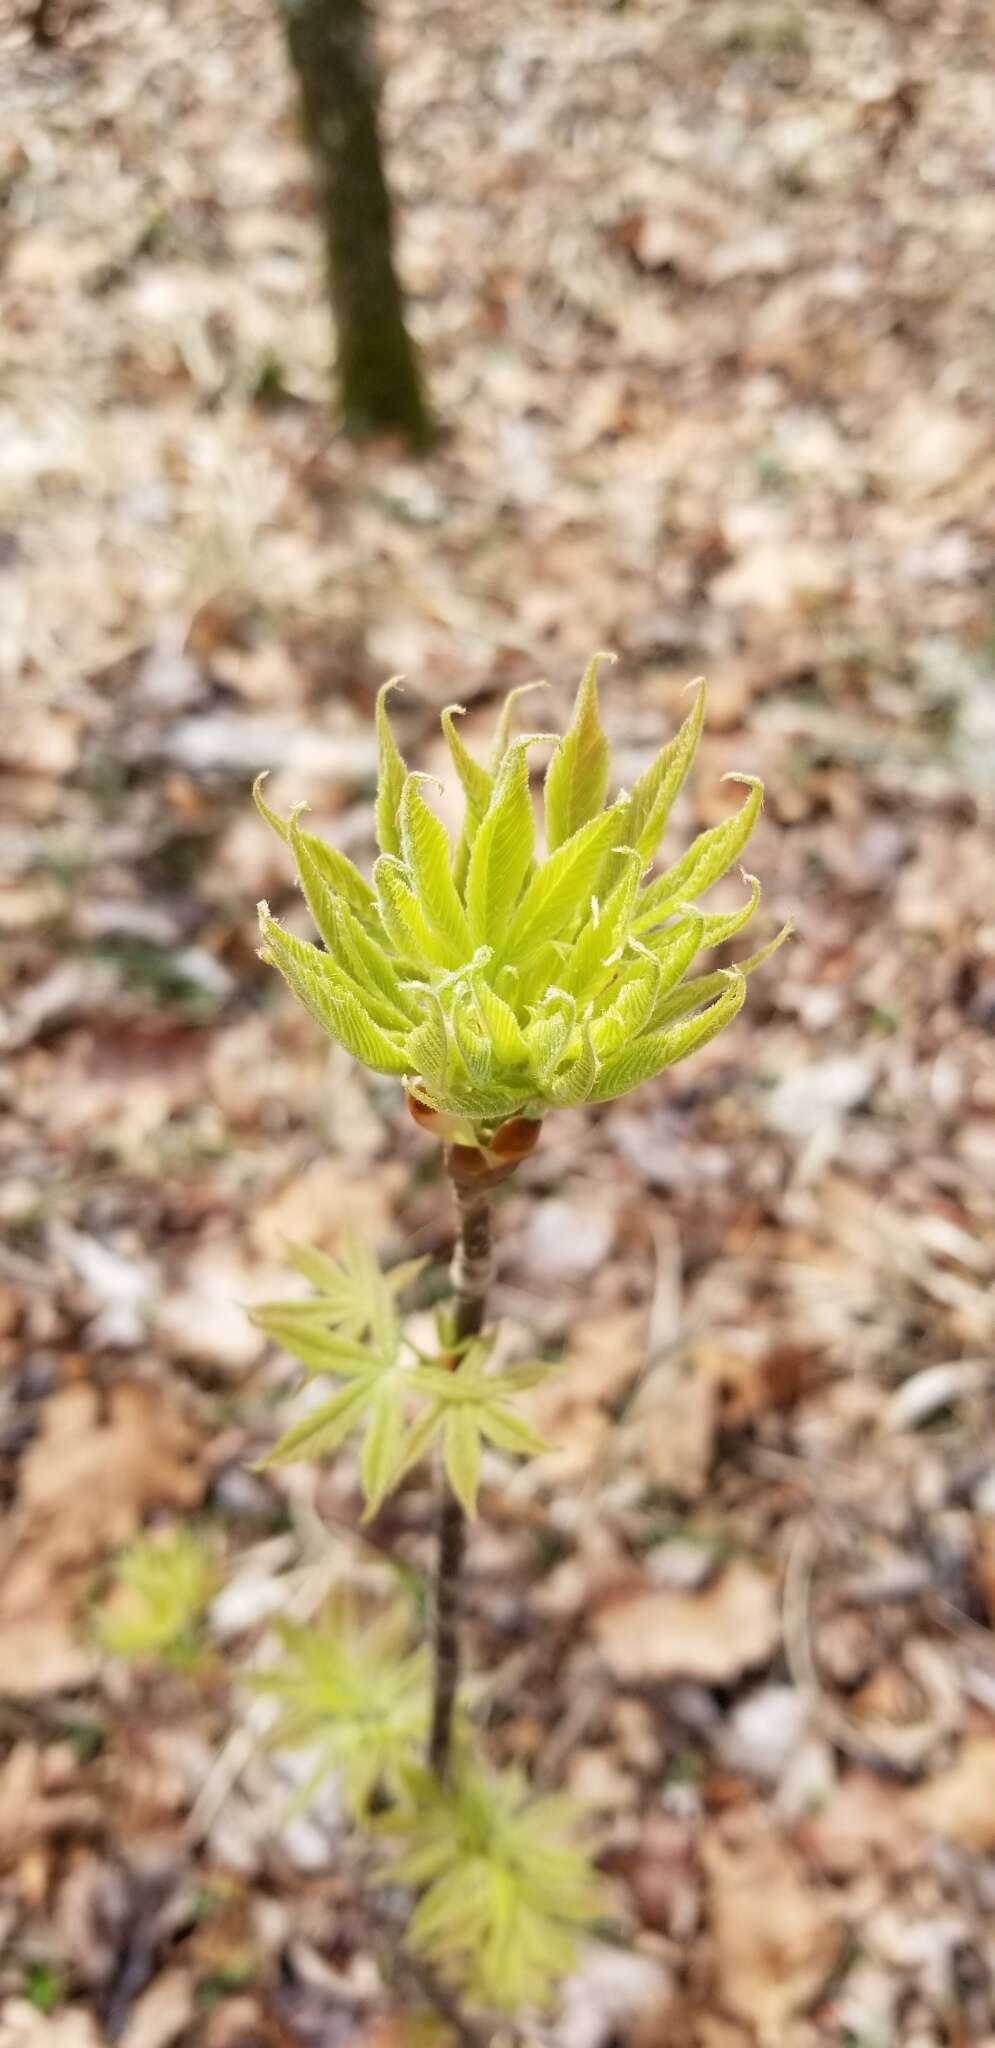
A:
[{"xmin": 2, "ymin": 0, "xmax": 995, "ymax": 2041}]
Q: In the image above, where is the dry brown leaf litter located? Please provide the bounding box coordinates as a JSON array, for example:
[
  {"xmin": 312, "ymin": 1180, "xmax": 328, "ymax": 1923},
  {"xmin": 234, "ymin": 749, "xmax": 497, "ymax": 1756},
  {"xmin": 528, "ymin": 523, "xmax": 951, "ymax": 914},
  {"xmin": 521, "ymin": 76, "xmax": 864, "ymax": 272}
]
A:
[{"xmin": 2, "ymin": 0, "xmax": 995, "ymax": 2039}]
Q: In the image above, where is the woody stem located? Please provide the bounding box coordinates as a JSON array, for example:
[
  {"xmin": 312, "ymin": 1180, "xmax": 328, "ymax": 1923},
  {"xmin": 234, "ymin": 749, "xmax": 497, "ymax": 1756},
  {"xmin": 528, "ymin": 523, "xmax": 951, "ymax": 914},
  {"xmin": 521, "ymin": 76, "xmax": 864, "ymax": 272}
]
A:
[{"xmin": 427, "ymin": 1176, "xmax": 493, "ymax": 1779}]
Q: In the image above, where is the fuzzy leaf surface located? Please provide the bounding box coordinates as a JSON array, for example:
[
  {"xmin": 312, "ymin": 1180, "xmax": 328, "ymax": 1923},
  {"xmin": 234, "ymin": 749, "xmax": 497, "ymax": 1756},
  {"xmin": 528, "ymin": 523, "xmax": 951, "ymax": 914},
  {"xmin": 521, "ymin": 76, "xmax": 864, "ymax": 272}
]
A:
[
  {"xmin": 378, "ymin": 1761, "xmax": 602, "ymax": 2011},
  {"xmin": 619, "ymin": 681, "xmax": 705, "ymax": 868},
  {"xmin": 375, "ymin": 680, "xmax": 407, "ymax": 858},
  {"xmin": 588, "ymin": 971, "xmax": 747, "ymax": 1101},
  {"xmin": 400, "ymin": 774, "xmax": 470, "ymax": 957},
  {"xmin": 465, "ymin": 739, "xmax": 543, "ymax": 950},
  {"xmin": 632, "ymin": 775, "xmax": 763, "ymax": 931},
  {"xmin": 504, "ymin": 796, "xmax": 628, "ymax": 960},
  {"xmin": 544, "ymin": 651, "xmax": 611, "ymax": 853},
  {"xmin": 258, "ymin": 912, "xmax": 409, "ymax": 1074}
]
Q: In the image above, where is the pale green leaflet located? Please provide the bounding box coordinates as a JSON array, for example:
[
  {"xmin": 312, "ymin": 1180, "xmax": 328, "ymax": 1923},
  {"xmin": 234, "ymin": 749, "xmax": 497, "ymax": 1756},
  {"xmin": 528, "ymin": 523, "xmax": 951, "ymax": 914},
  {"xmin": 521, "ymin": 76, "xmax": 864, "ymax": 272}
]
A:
[{"xmin": 250, "ymin": 1230, "xmax": 555, "ymax": 1517}]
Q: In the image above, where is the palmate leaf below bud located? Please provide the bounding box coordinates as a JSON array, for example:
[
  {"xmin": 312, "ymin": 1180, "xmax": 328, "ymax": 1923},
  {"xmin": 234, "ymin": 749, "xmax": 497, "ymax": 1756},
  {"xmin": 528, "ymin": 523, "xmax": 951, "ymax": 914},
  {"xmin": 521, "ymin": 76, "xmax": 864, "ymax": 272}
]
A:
[
  {"xmin": 254, "ymin": 656, "xmax": 790, "ymax": 1148},
  {"xmin": 250, "ymin": 1232, "xmax": 554, "ymax": 1516}
]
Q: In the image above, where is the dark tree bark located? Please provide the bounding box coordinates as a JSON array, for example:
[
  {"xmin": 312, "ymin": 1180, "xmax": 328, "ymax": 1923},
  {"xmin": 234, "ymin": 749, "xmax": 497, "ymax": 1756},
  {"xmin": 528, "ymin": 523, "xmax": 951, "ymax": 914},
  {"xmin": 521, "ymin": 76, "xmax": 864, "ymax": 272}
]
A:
[{"xmin": 281, "ymin": 0, "xmax": 433, "ymax": 447}]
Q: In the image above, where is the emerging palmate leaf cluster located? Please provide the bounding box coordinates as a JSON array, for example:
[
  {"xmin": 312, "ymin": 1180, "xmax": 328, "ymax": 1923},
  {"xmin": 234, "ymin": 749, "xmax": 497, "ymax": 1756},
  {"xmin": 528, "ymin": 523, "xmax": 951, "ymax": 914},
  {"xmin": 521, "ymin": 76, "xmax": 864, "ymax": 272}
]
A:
[
  {"xmin": 95, "ymin": 1527, "xmax": 216, "ymax": 1667},
  {"xmin": 252, "ymin": 1603, "xmax": 431, "ymax": 1815},
  {"xmin": 379, "ymin": 1759, "xmax": 602, "ymax": 2011},
  {"xmin": 251, "ymin": 1228, "xmax": 550, "ymax": 1515},
  {"xmin": 256, "ymin": 655, "xmax": 788, "ymax": 1143},
  {"xmin": 252, "ymin": 1601, "xmax": 601, "ymax": 2014}
]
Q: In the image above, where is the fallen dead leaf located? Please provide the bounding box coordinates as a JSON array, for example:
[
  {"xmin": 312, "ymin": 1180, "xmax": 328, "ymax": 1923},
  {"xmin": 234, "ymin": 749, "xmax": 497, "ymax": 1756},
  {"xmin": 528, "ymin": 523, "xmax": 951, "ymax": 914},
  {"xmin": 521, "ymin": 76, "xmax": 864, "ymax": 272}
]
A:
[
  {"xmin": 877, "ymin": 397, "xmax": 990, "ymax": 498},
  {"xmin": 0, "ymin": 880, "xmax": 63, "ymax": 932},
  {"xmin": 629, "ymin": 1368, "xmax": 716, "ymax": 1500},
  {"xmin": 702, "ymin": 1816, "xmax": 844, "ymax": 2045},
  {"xmin": 3, "ymin": 706, "xmax": 81, "ymax": 778},
  {"xmin": 250, "ymin": 1159, "xmax": 405, "ymax": 1261},
  {"xmin": 614, "ymin": 1809, "xmax": 701, "ymax": 1941},
  {"xmin": 689, "ymin": 1336, "xmax": 806, "ymax": 1428},
  {"xmin": 202, "ymin": 2001, "xmax": 268, "ymax": 2048},
  {"xmin": 0, "ymin": 1612, "xmax": 97, "ymax": 1703},
  {"xmin": 18, "ymin": 1381, "xmax": 202, "ymax": 1553},
  {"xmin": 0, "ymin": 1381, "xmax": 203, "ymax": 1699},
  {"xmin": 0, "ymin": 1746, "xmax": 101, "ymax": 1871},
  {"xmin": 119, "ymin": 1969, "xmax": 195, "ymax": 2048},
  {"xmin": 0, "ymin": 2007, "xmax": 103, "ymax": 2048},
  {"xmin": 694, "ymin": 2022, "xmax": 752, "ymax": 2048},
  {"xmin": 556, "ymin": 1309, "xmax": 647, "ymax": 1410},
  {"xmin": 56, "ymin": 1852, "xmax": 132, "ymax": 1992},
  {"xmin": 638, "ymin": 2006, "xmax": 751, "ymax": 2048},
  {"xmin": 565, "ymin": 1746, "xmax": 637, "ymax": 1815},
  {"xmin": 593, "ymin": 1559, "xmax": 780, "ymax": 1685},
  {"xmin": 527, "ymin": 1308, "xmax": 645, "ymax": 1482},
  {"xmin": 905, "ymin": 1735, "xmax": 995, "ymax": 1852},
  {"xmin": 712, "ymin": 539, "xmax": 843, "ymax": 615},
  {"xmin": 800, "ymin": 1767, "xmax": 922, "ymax": 1880}
]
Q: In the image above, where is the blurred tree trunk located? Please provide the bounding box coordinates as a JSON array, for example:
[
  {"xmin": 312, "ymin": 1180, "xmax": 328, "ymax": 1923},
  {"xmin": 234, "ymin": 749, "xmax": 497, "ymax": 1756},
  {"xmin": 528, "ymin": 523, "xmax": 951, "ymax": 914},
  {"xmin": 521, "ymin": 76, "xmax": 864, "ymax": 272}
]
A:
[{"xmin": 281, "ymin": 0, "xmax": 433, "ymax": 448}]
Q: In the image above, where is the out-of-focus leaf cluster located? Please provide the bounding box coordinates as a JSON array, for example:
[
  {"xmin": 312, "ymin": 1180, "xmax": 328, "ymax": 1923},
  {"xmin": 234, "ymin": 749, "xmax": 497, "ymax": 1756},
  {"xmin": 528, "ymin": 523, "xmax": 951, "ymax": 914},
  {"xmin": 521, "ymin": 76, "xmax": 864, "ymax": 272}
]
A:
[
  {"xmin": 376, "ymin": 1757, "xmax": 602, "ymax": 2011},
  {"xmin": 252, "ymin": 1603, "xmax": 602, "ymax": 2014},
  {"xmin": 95, "ymin": 1526, "xmax": 217, "ymax": 1668},
  {"xmin": 251, "ymin": 1601, "xmax": 431, "ymax": 1816}
]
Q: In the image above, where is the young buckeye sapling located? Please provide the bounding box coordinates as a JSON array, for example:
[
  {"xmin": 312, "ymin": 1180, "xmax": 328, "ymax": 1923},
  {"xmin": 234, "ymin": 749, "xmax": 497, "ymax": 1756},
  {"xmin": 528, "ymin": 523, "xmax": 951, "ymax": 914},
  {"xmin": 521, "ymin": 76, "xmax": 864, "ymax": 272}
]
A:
[{"xmin": 250, "ymin": 655, "xmax": 788, "ymax": 2028}]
